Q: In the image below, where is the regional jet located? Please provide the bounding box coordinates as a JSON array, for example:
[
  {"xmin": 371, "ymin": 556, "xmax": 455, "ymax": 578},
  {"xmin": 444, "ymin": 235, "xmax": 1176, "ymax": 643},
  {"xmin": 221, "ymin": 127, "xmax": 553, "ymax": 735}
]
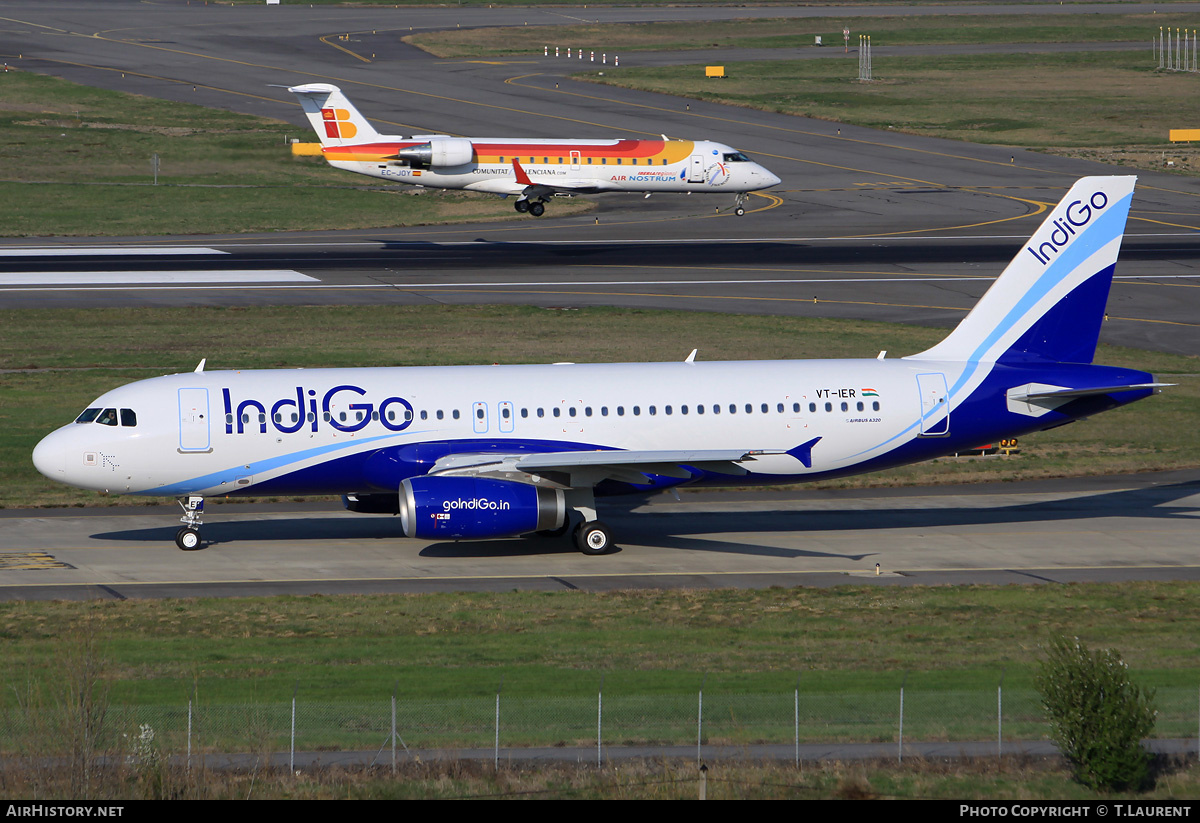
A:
[
  {"xmin": 33, "ymin": 177, "xmax": 1164, "ymax": 554},
  {"xmin": 286, "ymin": 83, "xmax": 781, "ymax": 216}
]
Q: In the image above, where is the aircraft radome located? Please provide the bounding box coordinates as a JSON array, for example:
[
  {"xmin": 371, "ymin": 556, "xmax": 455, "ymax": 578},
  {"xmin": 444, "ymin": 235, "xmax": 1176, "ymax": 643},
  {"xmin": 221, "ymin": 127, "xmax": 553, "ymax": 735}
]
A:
[
  {"xmin": 286, "ymin": 83, "xmax": 781, "ymax": 217},
  {"xmin": 33, "ymin": 177, "xmax": 1165, "ymax": 554}
]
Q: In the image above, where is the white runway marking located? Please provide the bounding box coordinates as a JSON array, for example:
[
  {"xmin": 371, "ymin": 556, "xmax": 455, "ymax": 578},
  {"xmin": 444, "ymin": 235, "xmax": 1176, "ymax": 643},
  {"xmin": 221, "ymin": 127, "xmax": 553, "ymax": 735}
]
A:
[
  {"xmin": 0, "ymin": 271, "xmax": 318, "ymax": 286},
  {"xmin": 0, "ymin": 247, "xmax": 228, "ymax": 256},
  {"xmin": 3, "ymin": 273, "xmax": 1198, "ymax": 294}
]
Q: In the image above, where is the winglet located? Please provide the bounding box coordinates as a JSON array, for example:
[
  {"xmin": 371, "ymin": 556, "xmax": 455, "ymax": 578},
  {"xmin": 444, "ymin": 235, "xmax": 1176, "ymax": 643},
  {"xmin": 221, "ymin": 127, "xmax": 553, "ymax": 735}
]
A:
[
  {"xmin": 194, "ymin": 358, "xmax": 206, "ymax": 374},
  {"xmin": 787, "ymin": 436, "xmax": 822, "ymax": 469},
  {"xmin": 512, "ymin": 158, "xmax": 533, "ymax": 187}
]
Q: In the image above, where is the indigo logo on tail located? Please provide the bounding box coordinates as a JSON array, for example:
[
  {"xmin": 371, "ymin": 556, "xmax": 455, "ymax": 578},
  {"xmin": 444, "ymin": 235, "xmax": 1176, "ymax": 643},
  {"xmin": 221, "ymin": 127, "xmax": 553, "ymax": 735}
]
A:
[{"xmin": 1026, "ymin": 191, "xmax": 1109, "ymax": 265}]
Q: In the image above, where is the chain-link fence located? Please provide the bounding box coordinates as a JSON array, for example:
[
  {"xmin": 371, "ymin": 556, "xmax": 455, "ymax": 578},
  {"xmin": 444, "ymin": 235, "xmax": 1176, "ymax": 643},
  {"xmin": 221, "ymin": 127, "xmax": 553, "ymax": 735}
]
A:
[{"xmin": 4, "ymin": 685, "xmax": 1197, "ymax": 765}]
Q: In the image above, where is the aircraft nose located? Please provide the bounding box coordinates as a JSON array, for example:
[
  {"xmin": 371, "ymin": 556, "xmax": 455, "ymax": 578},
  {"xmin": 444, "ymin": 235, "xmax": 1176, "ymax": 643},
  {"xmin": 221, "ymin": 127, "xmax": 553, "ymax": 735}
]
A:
[
  {"xmin": 761, "ymin": 169, "xmax": 782, "ymax": 188},
  {"xmin": 32, "ymin": 431, "xmax": 66, "ymax": 481}
]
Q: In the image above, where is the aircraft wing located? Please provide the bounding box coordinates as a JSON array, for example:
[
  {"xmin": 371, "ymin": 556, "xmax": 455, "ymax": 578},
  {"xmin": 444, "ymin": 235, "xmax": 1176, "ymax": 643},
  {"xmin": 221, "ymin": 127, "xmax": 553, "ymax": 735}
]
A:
[
  {"xmin": 511, "ymin": 159, "xmax": 614, "ymax": 195},
  {"xmin": 428, "ymin": 448, "xmax": 786, "ymax": 488}
]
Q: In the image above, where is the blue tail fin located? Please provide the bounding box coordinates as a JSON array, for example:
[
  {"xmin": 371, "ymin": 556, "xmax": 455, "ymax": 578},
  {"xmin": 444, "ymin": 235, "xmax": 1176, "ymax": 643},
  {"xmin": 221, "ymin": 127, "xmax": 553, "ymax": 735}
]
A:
[{"xmin": 908, "ymin": 176, "xmax": 1135, "ymax": 365}]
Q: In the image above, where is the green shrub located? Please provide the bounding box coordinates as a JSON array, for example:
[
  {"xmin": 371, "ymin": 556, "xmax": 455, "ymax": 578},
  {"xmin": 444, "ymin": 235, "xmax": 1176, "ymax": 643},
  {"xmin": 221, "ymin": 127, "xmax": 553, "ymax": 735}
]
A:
[{"xmin": 1035, "ymin": 637, "xmax": 1156, "ymax": 792}]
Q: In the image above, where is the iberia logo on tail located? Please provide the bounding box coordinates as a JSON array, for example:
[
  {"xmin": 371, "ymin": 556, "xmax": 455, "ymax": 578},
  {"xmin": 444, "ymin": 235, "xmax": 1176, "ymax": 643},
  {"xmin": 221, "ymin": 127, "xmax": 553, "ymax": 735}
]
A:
[{"xmin": 320, "ymin": 108, "xmax": 357, "ymax": 140}]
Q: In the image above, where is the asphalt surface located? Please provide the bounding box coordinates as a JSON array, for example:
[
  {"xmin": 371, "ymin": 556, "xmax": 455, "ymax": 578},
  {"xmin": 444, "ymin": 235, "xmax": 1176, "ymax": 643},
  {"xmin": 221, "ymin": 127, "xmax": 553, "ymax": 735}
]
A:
[
  {"xmin": 3, "ymin": 2, "xmax": 1199, "ymax": 597},
  {"xmin": 4, "ymin": 2, "xmax": 1200, "ymax": 353},
  {"xmin": 3, "ymin": 469, "xmax": 1199, "ymax": 601}
]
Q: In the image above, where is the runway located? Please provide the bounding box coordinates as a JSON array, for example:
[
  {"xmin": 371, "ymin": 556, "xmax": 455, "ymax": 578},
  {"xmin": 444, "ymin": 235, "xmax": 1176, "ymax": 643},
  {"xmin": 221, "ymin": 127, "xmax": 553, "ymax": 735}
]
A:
[
  {"xmin": 3, "ymin": 2, "xmax": 1200, "ymax": 597},
  {"xmin": 3, "ymin": 3, "xmax": 1200, "ymax": 354},
  {"xmin": 4, "ymin": 228, "xmax": 1200, "ymax": 354}
]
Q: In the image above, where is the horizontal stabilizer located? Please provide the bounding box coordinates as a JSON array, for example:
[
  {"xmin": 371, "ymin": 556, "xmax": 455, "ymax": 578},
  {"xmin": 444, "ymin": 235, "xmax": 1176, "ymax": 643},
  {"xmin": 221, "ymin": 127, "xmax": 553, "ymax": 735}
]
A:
[
  {"xmin": 1013, "ymin": 382, "xmax": 1172, "ymax": 401},
  {"xmin": 1006, "ymin": 381, "xmax": 1170, "ymax": 417}
]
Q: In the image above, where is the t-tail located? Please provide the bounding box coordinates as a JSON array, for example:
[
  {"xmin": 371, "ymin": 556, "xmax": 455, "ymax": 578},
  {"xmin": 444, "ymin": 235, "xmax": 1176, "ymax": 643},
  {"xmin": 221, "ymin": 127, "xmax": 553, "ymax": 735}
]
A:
[{"xmin": 288, "ymin": 83, "xmax": 382, "ymax": 147}]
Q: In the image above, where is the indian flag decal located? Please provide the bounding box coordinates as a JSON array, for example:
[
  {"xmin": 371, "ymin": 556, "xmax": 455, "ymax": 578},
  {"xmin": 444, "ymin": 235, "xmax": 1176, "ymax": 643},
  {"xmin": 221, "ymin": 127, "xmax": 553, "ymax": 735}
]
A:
[{"xmin": 861, "ymin": 388, "xmax": 879, "ymax": 397}]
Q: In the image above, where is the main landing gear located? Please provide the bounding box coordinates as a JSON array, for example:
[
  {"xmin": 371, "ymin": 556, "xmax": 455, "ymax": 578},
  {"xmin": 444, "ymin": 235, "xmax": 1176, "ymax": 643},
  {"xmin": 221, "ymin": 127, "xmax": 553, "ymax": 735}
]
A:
[
  {"xmin": 561, "ymin": 488, "xmax": 615, "ymax": 556},
  {"xmin": 537, "ymin": 513, "xmax": 612, "ymax": 554},
  {"xmin": 514, "ymin": 198, "xmax": 546, "ymax": 217},
  {"xmin": 175, "ymin": 495, "xmax": 204, "ymax": 551},
  {"xmin": 573, "ymin": 520, "xmax": 612, "ymax": 555}
]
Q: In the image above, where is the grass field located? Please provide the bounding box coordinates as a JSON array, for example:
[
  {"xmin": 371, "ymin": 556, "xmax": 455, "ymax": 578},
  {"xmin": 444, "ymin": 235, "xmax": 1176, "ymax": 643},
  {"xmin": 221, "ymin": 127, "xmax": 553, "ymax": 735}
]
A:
[
  {"xmin": 3, "ymin": 305, "xmax": 1197, "ymax": 509},
  {"xmin": 0, "ymin": 71, "xmax": 546, "ymax": 236},
  {"xmin": 4, "ymin": 755, "xmax": 1196, "ymax": 800},
  {"xmin": 587, "ymin": 51, "xmax": 1195, "ymax": 152},
  {"xmin": 3, "ymin": 582, "xmax": 1196, "ymax": 703},
  {"xmin": 412, "ymin": 13, "xmax": 1200, "ymax": 172},
  {"xmin": 409, "ymin": 12, "xmax": 1197, "ymax": 57}
]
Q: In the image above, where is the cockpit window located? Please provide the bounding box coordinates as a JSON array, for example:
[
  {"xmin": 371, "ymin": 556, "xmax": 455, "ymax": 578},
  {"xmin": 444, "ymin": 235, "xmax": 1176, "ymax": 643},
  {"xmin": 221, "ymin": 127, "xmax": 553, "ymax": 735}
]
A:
[
  {"xmin": 120, "ymin": 408, "xmax": 137, "ymax": 427},
  {"xmin": 75, "ymin": 408, "xmax": 101, "ymax": 424},
  {"xmin": 723, "ymin": 152, "xmax": 750, "ymax": 162},
  {"xmin": 96, "ymin": 408, "xmax": 118, "ymax": 426}
]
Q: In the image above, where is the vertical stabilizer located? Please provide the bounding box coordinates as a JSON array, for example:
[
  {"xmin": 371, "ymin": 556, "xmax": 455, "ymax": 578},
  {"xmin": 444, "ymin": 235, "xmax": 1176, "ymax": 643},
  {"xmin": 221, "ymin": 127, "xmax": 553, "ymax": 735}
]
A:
[
  {"xmin": 908, "ymin": 176, "xmax": 1135, "ymax": 365},
  {"xmin": 287, "ymin": 83, "xmax": 382, "ymax": 147}
]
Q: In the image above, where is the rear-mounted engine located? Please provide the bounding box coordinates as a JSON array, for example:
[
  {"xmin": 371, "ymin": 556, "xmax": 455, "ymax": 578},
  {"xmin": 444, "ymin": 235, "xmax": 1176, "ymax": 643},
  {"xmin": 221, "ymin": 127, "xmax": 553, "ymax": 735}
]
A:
[{"xmin": 394, "ymin": 137, "xmax": 474, "ymax": 167}]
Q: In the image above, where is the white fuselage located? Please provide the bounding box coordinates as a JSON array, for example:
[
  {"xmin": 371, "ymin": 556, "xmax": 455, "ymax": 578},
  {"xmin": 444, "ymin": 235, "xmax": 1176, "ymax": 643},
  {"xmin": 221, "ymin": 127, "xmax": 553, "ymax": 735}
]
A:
[
  {"xmin": 33, "ymin": 357, "xmax": 972, "ymax": 499},
  {"xmin": 326, "ymin": 138, "xmax": 780, "ymax": 196}
]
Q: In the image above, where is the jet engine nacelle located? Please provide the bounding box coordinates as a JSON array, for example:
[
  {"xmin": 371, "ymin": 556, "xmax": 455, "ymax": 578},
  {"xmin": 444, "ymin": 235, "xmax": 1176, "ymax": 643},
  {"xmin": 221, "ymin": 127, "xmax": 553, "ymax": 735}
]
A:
[
  {"xmin": 399, "ymin": 476, "xmax": 565, "ymax": 540},
  {"xmin": 394, "ymin": 137, "xmax": 474, "ymax": 168}
]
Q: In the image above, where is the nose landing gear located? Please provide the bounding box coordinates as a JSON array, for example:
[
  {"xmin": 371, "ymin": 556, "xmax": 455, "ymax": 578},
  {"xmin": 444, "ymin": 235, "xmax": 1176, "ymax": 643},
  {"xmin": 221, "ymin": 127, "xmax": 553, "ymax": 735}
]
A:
[{"xmin": 175, "ymin": 495, "xmax": 205, "ymax": 551}]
